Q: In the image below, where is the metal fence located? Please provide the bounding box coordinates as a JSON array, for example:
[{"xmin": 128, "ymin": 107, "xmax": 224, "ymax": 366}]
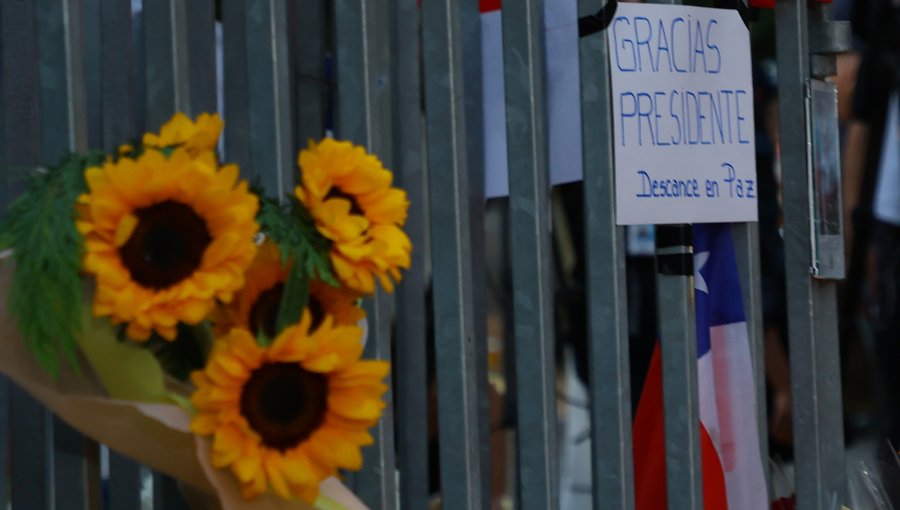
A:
[{"xmin": 0, "ymin": 0, "xmax": 848, "ymax": 509}]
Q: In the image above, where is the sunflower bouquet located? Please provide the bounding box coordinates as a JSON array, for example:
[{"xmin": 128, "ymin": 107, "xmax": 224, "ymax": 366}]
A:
[{"xmin": 0, "ymin": 113, "xmax": 411, "ymax": 509}]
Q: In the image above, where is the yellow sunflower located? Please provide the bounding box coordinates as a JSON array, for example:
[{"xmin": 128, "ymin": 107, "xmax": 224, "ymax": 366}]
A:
[
  {"xmin": 143, "ymin": 112, "xmax": 224, "ymax": 156},
  {"xmin": 214, "ymin": 242, "xmax": 365, "ymax": 337},
  {"xmin": 76, "ymin": 147, "xmax": 259, "ymax": 341},
  {"xmin": 191, "ymin": 311, "xmax": 389, "ymax": 502},
  {"xmin": 295, "ymin": 138, "xmax": 411, "ymax": 295}
]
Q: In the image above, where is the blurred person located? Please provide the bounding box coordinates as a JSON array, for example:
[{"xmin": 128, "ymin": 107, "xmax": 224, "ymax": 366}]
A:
[{"xmin": 843, "ymin": 0, "xmax": 900, "ymax": 446}]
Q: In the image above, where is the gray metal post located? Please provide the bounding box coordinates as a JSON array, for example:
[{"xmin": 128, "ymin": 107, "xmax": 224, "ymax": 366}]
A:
[
  {"xmin": 0, "ymin": 378, "xmax": 7, "ymax": 509},
  {"xmin": 99, "ymin": 0, "xmax": 134, "ymax": 152},
  {"xmin": 38, "ymin": 0, "xmax": 99, "ymax": 481},
  {"xmin": 577, "ymin": 0, "xmax": 636, "ymax": 508},
  {"xmin": 0, "ymin": 0, "xmax": 6, "ymax": 211},
  {"xmin": 1, "ymin": 0, "xmax": 40, "ymax": 168},
  {"xmin": 244, "ymin": 0, "xmax": 294, "ymax": 195},
  {"xmin": 82, "ymin": 0, "xmax": 100, "ymax": 150},
  {"xmin": 730, "ymin": 221, "xmax": 770, "ymax": 493},
  {"xmin": 221, "ymin": 0, "xmax": 252, "ymax": 170},
  {"xmin": 459, "ymin": 2, "xmax": 492, "ymax": 508},
  {"xmin": 0, "ymin": 6, "xmax": 8, "ymax": 501},
  {"xmin": 3, "ymin": 1, "xmax": 66, "ymax": 508},
  {"xmin": 334, "ymin": 0, "xmax": 398, "ymax": 507},
  {"xmin": 143, "ymin": 0, "xmax": 191, "ymax": 130},
  {"xmin": 10, "ymin": 390, "xmax": 52, "ymax": 509},
  {"xmin": 108, "ymin": 453, "xmax": 142, "ymax": 510},
  {"xmin": 290, "ymin": 0, "xmax": 327, "ymax": 146},
  {"xmin": 421, "ymin": 0, "xmax": 484, "ymax": 507},
  {"xmin": 391, "ymin": 0, "xmax": 430, "ymax": 507},
  {"xmin": 186, "ymin": 0, "xmax": 216, "ymax": 115},
  {"xmin": 655, "ymin": 225, "xmax": 703, "ymax": 510},
  {"xmin": 775, "ymin": 0, "xmax": 847, "ymax": 506},
  {"xmin": 501, "ymin": 0, "xmax": 559, "ymax": 508},
  {"xmin": 153, "ymin": 473, "xmax": 191, "ymax": 510},
  {"xmin": 639, "ymin": 0, "xmax": 703, "ymax": 505},
  {"xmin": 94, "ymin": 1, "xmax": 149, "ymax": 504}
]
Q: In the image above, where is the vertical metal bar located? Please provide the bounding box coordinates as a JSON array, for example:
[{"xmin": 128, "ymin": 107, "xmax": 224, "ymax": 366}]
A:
[
  {"xmin": 291, "ymin": 0, "xmax": 327, "ymax": 145},
  {"xmin": 0, "ymin": 13, "xmax": 7, "ymax": 499},
  {"xmin": 132, "ymin": 1, "xmax": 146, "ymax": 136},
  {"xmin": 2, "ymin": 2, "xmax": 50, "ymax": 509},
  {"xmin": 153, "ymin": 473, "xmax": 191, "ymax": 510},
  {"xmin": 186, "ymin": 0, "xmax": 216, "ymax": 115},
  {"xmin": 244, "ymin": 0, "xmax": 294, "ymax": 195},
  {"xmin": 459, "ymin": 3, "xmax": 491, "ymax": 508},
  {"xmin": 1, "ymin": 0, "xmax": 40, "ymax": 168},
  {"xmin": 100, "ymin": 0, "xmax": 134, "ymax": 151},
  {"xmin": 641, "ymin": 0, "xmax": 702, "ymax": 505},
  {"xmin": 334, "ymin": 0, "xmax": 372, "ymax": 147},
  {"xmin": 0, "ymin": 377, "xmax": 9, "ymax": 510},
  {"xmin": 725, "ymin": 0, "xmax": 770, "ymax": 487},
  {"xmin": 221, "ymin": 0, "xmax": 252, "ymax": 170},
  {"xmin": 334, "ymin": 0, "xmax": 397, "ymax": 506},
  {"xmin": 143, "ymin": 0, "xmax": 190, "ymax": 130},
  {"xmin": 358, "ymin": 271, "xmax": 397, "ymax": 507},
  {"xmin": 730, "ymin": 222, "xmax": 771, "ymax": 493},
  {"xmin": 0, "ymin": 0, "xmax": 5, "ymax": 209},
  {"xmin": 577, "ymin": 0, "xmax": 635, "ymax": 507},
  {"xmin": 391, "ymin": 0, "xmax": 430, "ymax": 507},
  {"xmin": 775, "ymin": 0, "xmax": 846, "ymax": 506},
  {"xmin": 9, "ymin": 388, "xmax": 52, "ymax": 509},
  {"xmin": 655, "ymin": 225, "xmax": 703, "ymax": 510},
  {"xmin": 53, "ymin": 422, "xmax": 88, "ymax": 509},
  {"xmin": 108, "ymin": 452, "xmax": 142, "ymax": 509},
  {"xmin": 501, "ymin": 1, "xmax": 558, "ymax": 508},
  {"xmin": 36, "ymin": 0, "xmax": 87, "ymax": 158},
  {"xmin": 108, "ymin": 438, "xmax": 141, "ymax": 502},
  {"xmin": 82, "ymin": 0, "xmax": 102, "ymax": 149},
  {"xmin": 808, "ymin": 7, "xmax": 846, "ymax": 503},
  {"xmin": 36, "ymin": 0, "xmax": 104, "ymax": 506},
  {"xmin": 98, "ymin": 2, "xmax": 147, "ymax": 504},
  {"xmin": 421, "ymin": 0, "xmax": 483, "ymax": 508}
]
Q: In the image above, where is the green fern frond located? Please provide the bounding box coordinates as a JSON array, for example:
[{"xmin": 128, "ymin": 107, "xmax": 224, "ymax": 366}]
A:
[
  {"xmin": 257, "ymin": 196, "xmax": 338, "ymax": 287},
  {"xmin": 0, "ymin": 152, "xmax": 106, "ymax": 375}
]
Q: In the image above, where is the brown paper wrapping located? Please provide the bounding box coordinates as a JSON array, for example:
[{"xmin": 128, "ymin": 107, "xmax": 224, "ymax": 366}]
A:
[{"xmin": 0, "ymin": 259, "xmax": 367, "ymax": 510}]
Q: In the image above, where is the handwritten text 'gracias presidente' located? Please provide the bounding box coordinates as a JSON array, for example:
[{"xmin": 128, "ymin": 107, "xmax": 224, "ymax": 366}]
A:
[{"xmin": 612, "ymin": 14, "xmax": 752, "ymax": 148}]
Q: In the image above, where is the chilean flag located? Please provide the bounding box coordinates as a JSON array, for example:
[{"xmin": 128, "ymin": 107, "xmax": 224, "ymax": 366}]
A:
[{"xmin": 633, "ymin": 224, "xmax": 768, "ymax": 509}]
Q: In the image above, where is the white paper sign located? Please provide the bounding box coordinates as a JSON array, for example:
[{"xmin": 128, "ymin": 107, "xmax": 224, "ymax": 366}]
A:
[{"xmin": 608, "ymin": 4, "xmax": 757, "ymax": 225}]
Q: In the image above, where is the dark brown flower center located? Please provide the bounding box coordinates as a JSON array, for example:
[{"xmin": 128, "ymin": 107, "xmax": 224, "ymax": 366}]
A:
[
  {"xmin": 249, "ymin": 284, "xmax": 284, "ymax": 339},
  {"xmin": 240, "ymin": 363, "xmax": 328, "ymax": 451},
  {"xmin": 249, "ymin": 284, "xmax": 327, "ymax": 338},
  {"xmin": 119, "ymin": 200, "xmax": 212, "ymax": 290},
  {"xmin": 325, "ymin": 188, "xmax": 365, "ymax": 216},
  {"xmin": 307, "ymin": 295, "xmax": 326, "ymax": 331}
]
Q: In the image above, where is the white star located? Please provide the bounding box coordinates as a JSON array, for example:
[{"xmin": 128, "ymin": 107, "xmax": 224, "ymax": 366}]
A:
[{"xmin": 694, "ymin": 251, "xmax": 710, "ymax": 294}]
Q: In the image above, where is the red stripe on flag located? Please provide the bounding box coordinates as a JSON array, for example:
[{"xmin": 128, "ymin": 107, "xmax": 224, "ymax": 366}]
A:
[
  {"xmin": 480, "ymin": 0, "xmax": 501, "ymax": 13},
  {"xmin": 633, "ymin": 344, "xmax": 729, "ymax": 510}
]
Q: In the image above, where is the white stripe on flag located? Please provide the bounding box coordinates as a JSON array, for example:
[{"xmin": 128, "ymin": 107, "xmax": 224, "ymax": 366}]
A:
[{"xmin": 704, "ymin": 322, "xmax": 768, "ymax": 510}]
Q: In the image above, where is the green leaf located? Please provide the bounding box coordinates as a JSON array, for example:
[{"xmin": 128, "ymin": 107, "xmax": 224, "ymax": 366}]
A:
[
  {"xmin": 257, "ymin": 195, "xmax": 339, "ymax": 287},
  {"xmin": 0, "ymin": 152, "xmax": 107, "ymax": 375},
  {"xmin": 275, "ymin": 263, "xmax": 309, "ymax": 336},
  {"xmin": 76, "ymin": 308, "xmax": 169, "ymax": 403}
]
